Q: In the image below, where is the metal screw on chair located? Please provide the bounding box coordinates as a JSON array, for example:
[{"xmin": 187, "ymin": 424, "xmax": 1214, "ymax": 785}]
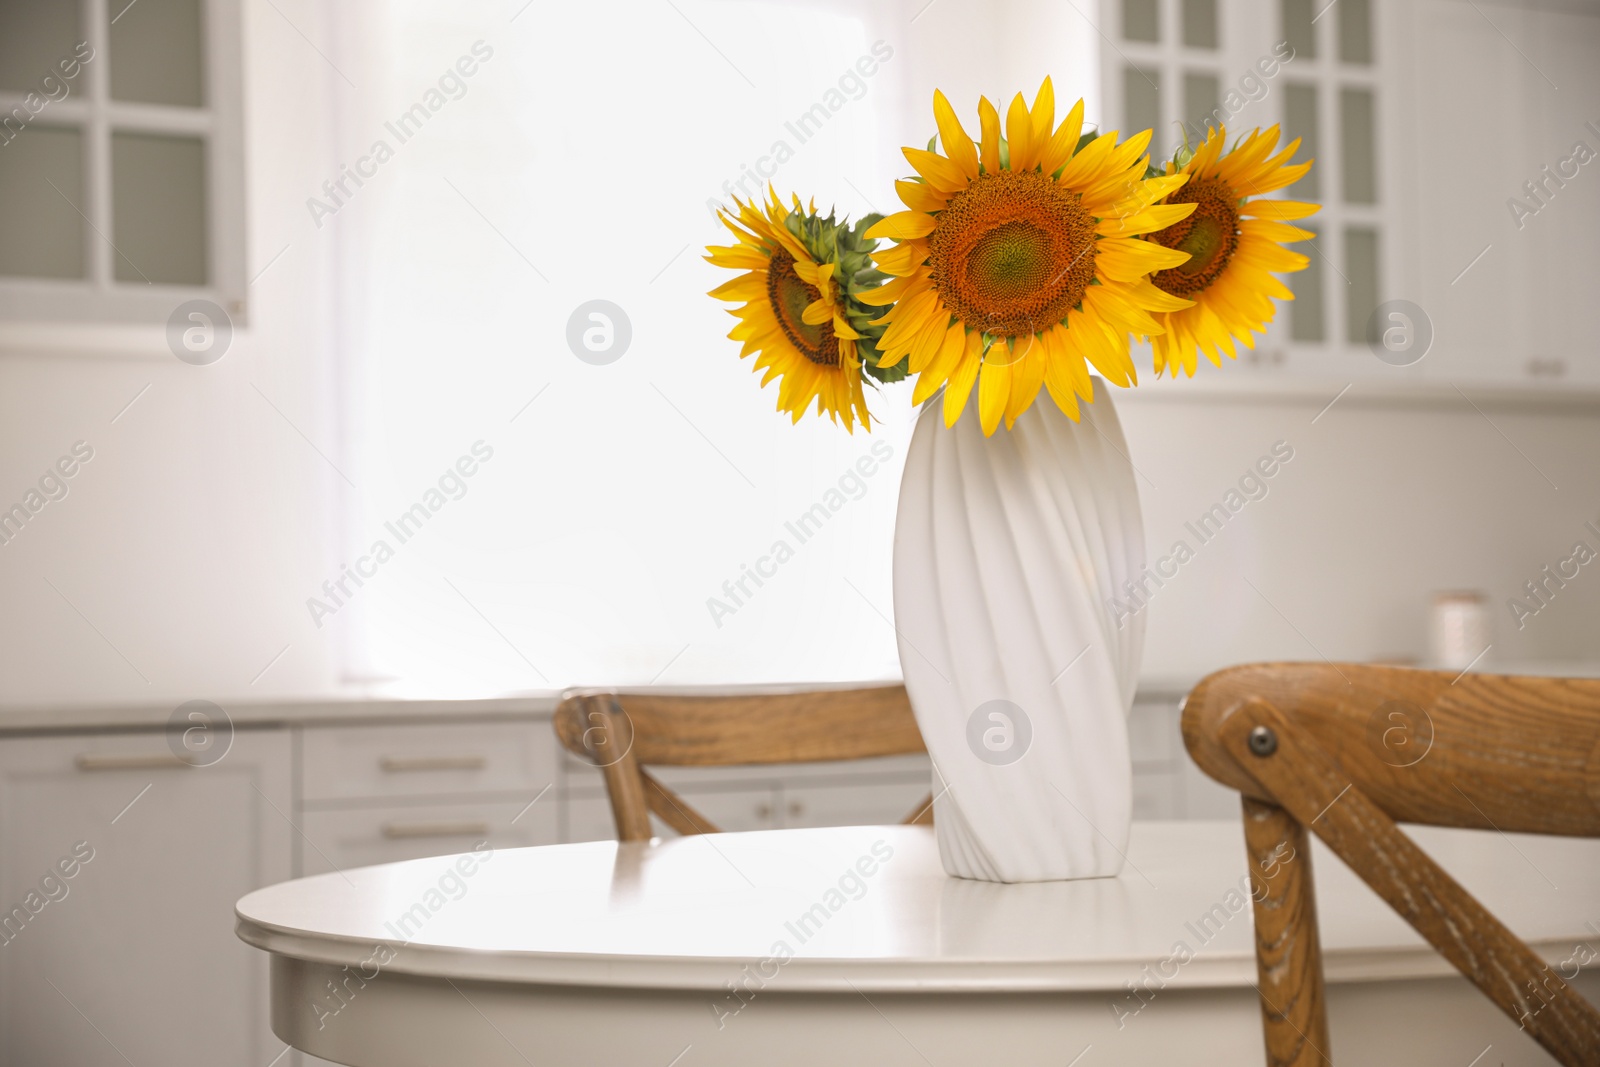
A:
[{"xmin": 1248, "ymin": 725, "xmax": 1279, "ymax": 757}]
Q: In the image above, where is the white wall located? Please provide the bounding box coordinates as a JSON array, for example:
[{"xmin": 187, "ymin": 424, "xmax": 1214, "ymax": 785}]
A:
[
  {"xmin": 1117, "ymin": 388, "xmax": 1600, "ymax": 680},
  {"xmin": 0, "ymin": 0, "xmax": 346, "ymax": 707},
  {"xmin": 0, "ymin": 0, "xmax": 1595, "ymax": 712}
]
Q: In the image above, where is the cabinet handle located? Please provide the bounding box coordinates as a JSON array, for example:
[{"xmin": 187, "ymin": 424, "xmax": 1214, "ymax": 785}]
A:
[
  {"xmin": 76, "ymin": 753, "xmax": 193, "ymax": 771},
  {"xmin": 788, "ymin": 800, "xmax": 805, "ymax": 817},
  {"xmin": 380, "ymin": 820, "xmax": 491, "ymax": 839},
  {"xmin": 378, "ymin": 755, "xmax": 487, "ymax": 773},
  {"xmin": 755, "ymin": 802, "xmax": 772, "ymax": 820}
]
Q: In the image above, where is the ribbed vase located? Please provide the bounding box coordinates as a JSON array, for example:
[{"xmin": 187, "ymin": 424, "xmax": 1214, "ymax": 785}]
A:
[{"xmin": 892, "ymin": 379, "xmax": 1146, "ymax": 882}]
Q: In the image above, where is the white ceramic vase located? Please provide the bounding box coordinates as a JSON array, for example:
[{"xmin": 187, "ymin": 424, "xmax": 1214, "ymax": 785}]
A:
[{"xmin": 892, "ymin": 379, "xmax": 1146, "ymax": 883}]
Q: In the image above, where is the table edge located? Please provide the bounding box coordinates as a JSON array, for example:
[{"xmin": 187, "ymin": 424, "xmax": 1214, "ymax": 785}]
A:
[{"xmin": 234, "ymin": 912, "xmax": 1592, "ymax": 994}]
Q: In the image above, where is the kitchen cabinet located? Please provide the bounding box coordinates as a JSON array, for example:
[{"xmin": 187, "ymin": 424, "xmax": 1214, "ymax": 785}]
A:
[
  {"xmin": 1100, "ymin": 0, "xmax": 1600, "ymax": 394},
  {"xmin": 1525, "ymin": 6, "xmax": 1600, "ymax": 386},
  {"xmin": 0, "ymin": 729, "xmax": 292, "ymax": 1067},
  {"xmin": 0, "ymin": 693, "xmax": 1211, "ymax": 1066},
  {"xmin": 297, "ymin": 720, "xmax": 562, "ymax": 877}
]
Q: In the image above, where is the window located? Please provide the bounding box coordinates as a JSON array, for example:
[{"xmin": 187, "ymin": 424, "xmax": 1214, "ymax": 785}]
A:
[
  {"xmin": 0, "ymin": 0, "xmax": 245, "ymax": 324},
  {"xmin": 1280, "ymin": 0, "xmax": 1383, "ymax": 348},
  {"xmin": 1100, "ymin": 0, "xmax": 1391, "ymax": 364},
  {"xmin": 1107, "ymin": 0, "xmax": 1224, "ymax": 161},
  {"xmin": 327, "ymin": 1, "xmax": 915, "ymax": 694}
]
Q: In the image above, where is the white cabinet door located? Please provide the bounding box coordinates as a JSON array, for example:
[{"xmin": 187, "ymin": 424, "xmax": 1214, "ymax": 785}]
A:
[
  {"xmin": 0, "ymin": 729, "xmax": 292, "ymax": 1067},
  {"xmin": 1527, "ymin": 8, "xmax": 1600, "ymax": 386},
  {"xmin": 299, "ymin": 797, "xmax": 559, "ymax": 876},
  {"xmin": 1410, "ymin": 0, "xmax": 1536, "ymax": 385}
]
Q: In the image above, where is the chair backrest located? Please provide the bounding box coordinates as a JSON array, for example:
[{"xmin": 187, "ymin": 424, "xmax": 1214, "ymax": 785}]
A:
[
  {"xmin": 553, "ymin": 685, "xmax": 930, "ymax": 842},
  {"xmin": 1182, "ymin": 662, "xmax": 1600, "ymax": 1067}
]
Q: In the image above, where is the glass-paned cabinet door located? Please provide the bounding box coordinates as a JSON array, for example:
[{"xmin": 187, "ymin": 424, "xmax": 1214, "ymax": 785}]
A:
[
  {"xmin": 0, "ymin": 0, "xmax": 245, "ymax": 326},
  {"xmin": 1098, "ymin": 0, "xmax": 1401, "ymax": 384}
]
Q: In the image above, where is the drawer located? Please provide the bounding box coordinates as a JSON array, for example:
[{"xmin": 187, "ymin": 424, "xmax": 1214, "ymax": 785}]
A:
[
  {"xmin": 564, "ymin": 786, "xmax": 781, "ymax": 842},
  {"xmin": 301, "ymin": 721, "xmax": 556, "ymax": 803},
  {"xmin": 299, "ymin": 797, "xmax": 559, "ymax": 876},
  {"xmin": 779, "ymin": 779, "xmax": 932, "ymax": 828}
]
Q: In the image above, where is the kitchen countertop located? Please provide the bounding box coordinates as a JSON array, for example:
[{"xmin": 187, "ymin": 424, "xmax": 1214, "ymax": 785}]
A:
[{"xmin": 5, "ymin": 662, "xmax": 1594, "ymax": 735}]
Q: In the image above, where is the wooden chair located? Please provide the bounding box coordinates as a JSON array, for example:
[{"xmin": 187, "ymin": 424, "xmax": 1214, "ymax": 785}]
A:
[
  {"xmin": 1182, "ymin": 662, "xmax": 1600, "ymax": 1067},
  {"xmin": 553, "ymin": 685, "xmax": 932, "ymax": 842}
]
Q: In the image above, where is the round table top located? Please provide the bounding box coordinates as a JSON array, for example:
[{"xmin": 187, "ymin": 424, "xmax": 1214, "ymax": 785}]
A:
[{"xmin": 236, "ymin": 821, "xmax": 1600, "ymax": 993}]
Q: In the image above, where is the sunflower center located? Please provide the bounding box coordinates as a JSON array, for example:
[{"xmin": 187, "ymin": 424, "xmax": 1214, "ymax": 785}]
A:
[
  {"xmin": 765, "ymin": 250, "xmax": 839, "ymax": 366},
  {"xmin": 1149, "ymin": 177, "xmax": 1242, "ymax": 297},
  {"xmin": 926, "ymin": 169, "xmax": 1098, "ymax": 338}
]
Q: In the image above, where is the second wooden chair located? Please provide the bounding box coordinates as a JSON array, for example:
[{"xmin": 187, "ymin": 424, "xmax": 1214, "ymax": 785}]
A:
[{"xmin": 553, "ymin": 685, "xmax": 932, "ymax": 841}]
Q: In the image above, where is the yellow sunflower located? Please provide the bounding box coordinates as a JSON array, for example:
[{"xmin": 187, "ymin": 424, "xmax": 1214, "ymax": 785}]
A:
[
  {"xmin": 1144, "ymin": 124, "xmax": 1317, "ymax": 377},
  {"xmin": 863, "ymin": 77, "xmax": 1198, "ymax": 435},
  {"xmin": 706, "ymin": 190, "xmax": 886, "ymax": 431}
]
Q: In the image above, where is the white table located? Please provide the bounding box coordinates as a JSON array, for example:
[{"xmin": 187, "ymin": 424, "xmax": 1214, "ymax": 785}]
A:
[{"xmin": 236, "ymin": 822, "xmax": 1600, "ymax": 1066}]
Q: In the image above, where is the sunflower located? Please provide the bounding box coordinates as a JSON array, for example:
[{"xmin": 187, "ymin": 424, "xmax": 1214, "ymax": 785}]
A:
[
  {"xmin": 862, "ymin": 77, "xmax": 1198, "ymax": 435},
  {"xmin": 706, "ymin": 190, "xmax": 897, "ymax": 432},
  {"xmin": 1144, "ymin": 125, "xmax": 1317, "ymax": 377}
]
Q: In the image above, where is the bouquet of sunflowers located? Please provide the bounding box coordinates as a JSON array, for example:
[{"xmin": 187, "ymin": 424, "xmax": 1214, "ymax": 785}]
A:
[{"xmin": 706, "ymin": 78, "xmax": 1316, "ymax": 436}]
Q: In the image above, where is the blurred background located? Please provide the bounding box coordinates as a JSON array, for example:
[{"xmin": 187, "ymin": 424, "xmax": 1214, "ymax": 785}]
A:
[{"xmin": 1, "ymin": 0, "xmax": 1597, "ymax": 707}]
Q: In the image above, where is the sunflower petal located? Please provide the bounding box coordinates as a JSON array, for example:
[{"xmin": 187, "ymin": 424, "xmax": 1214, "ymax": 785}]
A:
[
  {"xmin": 904, "ymin": 147, "xmax": 967, "ymax": 193},
  {"xmin": 978, "ymin": 353, "xmax": 1012, "ymax": 436},
  {"xmin": 1057, "ymin": 131, "xmax": 1118, "ymax": 188},
  {"xmin": 1096, "ymin": 201, "xmax": 1197, "ymax": 237},
  {"xmin": 1095, "ymin": 236, "xmax": 1192, "ymax": 281},
  {"xmin": 933, "ymin": 89, "xmax": 980, "ymax": 179},
  {"xmin": 1039, "ymin": 97, "xmax": 1086, "ymax": 175},
  {"xmin": 943, "ymin": 334, "xmax": 983, "ymax": 426},
  {"xmin": 1241, "ymin": 198, "xmax": 1319, "ymax": 221},
  {"xmin": 872, "ymin": 241, "xmax": 927, "ymax": 277},
  {"xmin": 1004, "ymin": 336, "xmax": 1049, "ymax": 428},
  {"xmin": 705, "ymin": 245, "xmax": 772, "ymax": 270},
  {"xmin": 978, "ymin": 96, "xmax": 1001, "ymax": 174},
  {"xmin": 913, "ymin": 324, "xmax": 968, "ymax": 406},
  {"xmin": 865, "ymin": 210, "xmax": 938, "ymax": 240},
  {"xmin": 1006, "ymin": 92, "xmax": 1037, "ymax": 172},
  {"xmin": 895, "ymin": 178, "xmax": 949, "ymax": 214}
]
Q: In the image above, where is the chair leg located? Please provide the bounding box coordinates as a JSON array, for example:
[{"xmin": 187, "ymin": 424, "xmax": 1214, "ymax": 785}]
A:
[{"xmin": 1243, "ymin": 797, "xmax": 1332, "ymax": 1067}]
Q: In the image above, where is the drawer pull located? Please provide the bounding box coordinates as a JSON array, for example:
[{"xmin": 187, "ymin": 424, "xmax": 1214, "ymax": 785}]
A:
[
  {"xmin": 378, "ymin": 755, "xmax": 487, "ymax": 773},
  {"xmin": 76, "ymin": 753, "xmax": 193, "ymax": 772},
  {"xmin": 381, "ymin": 820, "xmax": 490, "ymax": 839}
]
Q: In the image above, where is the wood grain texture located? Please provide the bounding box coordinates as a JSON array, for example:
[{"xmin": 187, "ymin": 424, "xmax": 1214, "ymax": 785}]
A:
[
  {"xmin": 641, "ymin": 769, "xmax": 717, "ymax": 836},
  {"xmin": 570, "ymin": 694, "xmax": 651, "ymax": 842},
  {"xmin": 558, "ymin": 685, "xmax": 925, "ymax": 765},
  {"xmin": 554, "ymin": 686, "xmax": 930, "ymax": 841},
  {"xmin": 1214, "ymin": 696, "xmax": 1600, "ymax": 1066},
  {"xmin": 1184, "ymin": 663, "xmax": 1600, "ymax": 835},
  {"xmin": 1242, "ymin": 797, "xmax": 1331, "ymax": 1067}
]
